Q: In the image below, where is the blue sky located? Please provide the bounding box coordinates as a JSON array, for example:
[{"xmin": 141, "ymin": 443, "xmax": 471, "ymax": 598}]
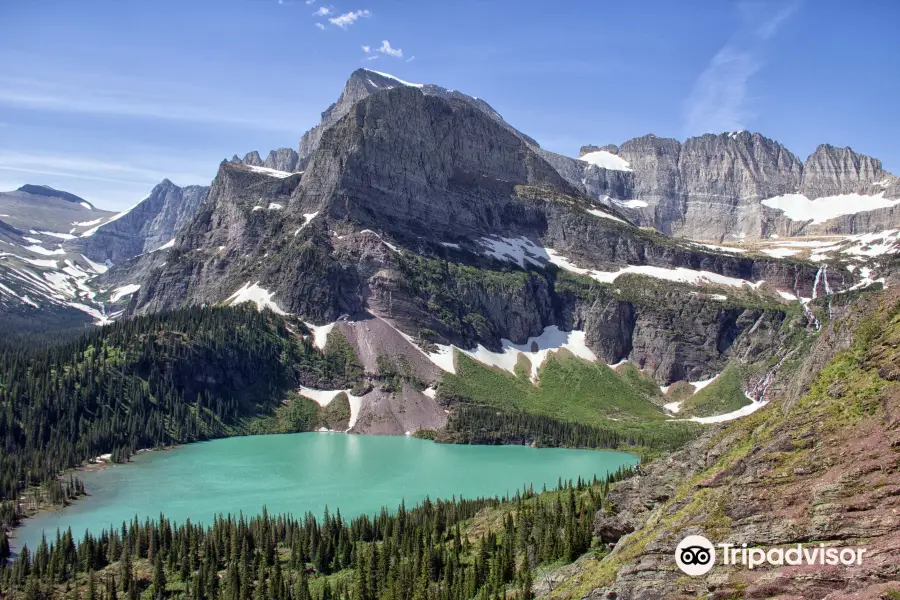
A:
[{"xmin": 0, "ymin": 0, "xmax": 897, "ymax": 210}]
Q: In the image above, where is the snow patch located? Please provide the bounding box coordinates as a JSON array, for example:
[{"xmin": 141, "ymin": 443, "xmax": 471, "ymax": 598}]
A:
[
  {"xmin": 81, "ymin": 255, "xmax": 109, "ymax": 274},
  {"xmin": 33, "ymin": 230, "xmax": 76, "ymax": 240},
  {"xmin": 691, "ymin": 375, "xmax": 718, "ymax": 392},
  {"xmin": 25, "ymin": 245, "xmax": 65, "ymax": 256},
  {"xmin": 297, "ymin": 386, "xmax": 346, "ymax": 407},
  {"xmin": 586, "ymin": 208, "xmax": 627, "ymax": 224},
  {"xmin": 760, "ymin": 247, "xmax": 799, "ymax": 258},
  {"xmin": 365, "ymin": 69, "xmax": 424, "ymax": 88},
  {"xmin": 303, "ymin": 322, "xmax": 335, "ymax": 350},
  {"xmin": 459, "ymin": 326, "xmax": 598, "ymax": 381},
  {"xmin": 245, "ymin": 165, "xmax": 295, "ymax": 178},
  {"xmin": 294, "ymin": 211, "xmax": 319, "ymax": 235},
  {"xmin": 762, "ymin": 192, "xmax": 900, "ymax": 224},
  {"xmin": 226, "ymin": 281, "xmax": 287, "ymax": 314},
  {"xmin": 688, "ymin": 398, "xmax": 768, "ymax": 424},
  {"xmin": 613, "ymin": 199, "xmax": 649, "ymax": 209},
  {"xmin": 110, "ymin": 284, "xmax": 141, "ymax": 302},
  {"xmin": 663, "ymin": 401, "xmax": 682, "ymax": 414},
  {"xmin": 579, "ymin": 151, "xmax": 632, "ymax": 172},
  {"xmin": 23, "ymin": 257, "xmax": 59, "ymax": 268},
  {"xmin": 695, "ymin": 243, "xmax": 747, "ymax": 254},
  {"xmin": 154, "ymin": 238, "xmax": 175, "ymax": 251}
]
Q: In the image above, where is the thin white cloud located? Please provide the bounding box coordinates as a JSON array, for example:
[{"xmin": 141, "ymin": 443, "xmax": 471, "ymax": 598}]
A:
[
  {"xmin": 365, "ymin": 55, "xmax": 380, "ymax": 61},
  {"xmin": 313, "ymin": 6, "xmax": 331, "ymax": 16},
  {"xmin": 0, "ymin": 151, "xmax": 212, "ymax": 192},
  {"xmin": 0, "ymin": 76, "xmax": 300, "ymax": 132},
  {"xmin": 315, "ymin": 22, "xmax": 325, "ymax": 30},
  {"xmin": 329, "ymin": 9, "xmax": 370, "ymax": 29},
  {"xmin": 306, "ymin": 0, "xmax": 315, "ymax": 3},
  {"xmin": 362, "ymin": 45, "xmax": 371, "ymax": 53},
  {"xmin": 406, "ymin": 56, "xmax": 415, "ymax": 63},
  {"xmin": 684, "ymin": 1, "xmax": 798, "ymax": 135},
  {"xmin": 376, "ymin": 40, "xmax": 403, "ymax": 58}
]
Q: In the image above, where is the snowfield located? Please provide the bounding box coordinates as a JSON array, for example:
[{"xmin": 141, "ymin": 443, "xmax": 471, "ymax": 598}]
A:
[
  {"xmin": 578, "ymin": 150, "xmax": 633, "ymax": 172},
  {"xmin": 762, "ymin": 192, "xmax": 900, "ymax": 224}
]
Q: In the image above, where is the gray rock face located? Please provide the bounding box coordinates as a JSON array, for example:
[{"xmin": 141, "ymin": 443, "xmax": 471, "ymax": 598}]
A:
[
  {"xmin": 72, "ymin": 179, "xmax": 208, "ymax": 263},
  {"xmin": 293, "ymin": 70, "xmax": 899, "ymax": 242},
  {"xmin": 800, "ymin": 143, "xmax": 896, "ymax": 198},
  {"xmin": 556, "ymin": 133, "xmax": 900, "ymax": 241},
  {"xmin": 241, "ymin": 151, "xmax": 263, "ymax": 166},
  {"xmin": 263, "ymin": 147, "xmax": 300, "ymax": 172},
  {"xmin": 298, "ymin": 68, "xmax": 538, "ymax": 171}
]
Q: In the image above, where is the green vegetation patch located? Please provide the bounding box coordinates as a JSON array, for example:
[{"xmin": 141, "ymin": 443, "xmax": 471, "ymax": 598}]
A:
[
  {"xmin": 439, "ymin": 350, "xmax": 699, "ymax": 455},
  {"xmin": 678, "ymin": 364, "xmax": 751, "ymax": 418}
]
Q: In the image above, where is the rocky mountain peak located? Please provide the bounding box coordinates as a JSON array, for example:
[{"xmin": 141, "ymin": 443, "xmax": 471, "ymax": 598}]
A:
[
  {"xmin": 263, "ymin": 147, "xmax": 300, "ymax": 172},
  {"xmin": 242, "ymin": 151, "xmax": 263, "ymax": 167},
  {"xmin": 800, "ymin": 143, "xmax": 889, "ymax": 198}
]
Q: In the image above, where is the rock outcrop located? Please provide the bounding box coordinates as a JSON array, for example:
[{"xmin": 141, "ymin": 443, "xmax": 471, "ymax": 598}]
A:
[{"xmin": 71, "ymin": 179, "xmax": 208, "ymax": 263}]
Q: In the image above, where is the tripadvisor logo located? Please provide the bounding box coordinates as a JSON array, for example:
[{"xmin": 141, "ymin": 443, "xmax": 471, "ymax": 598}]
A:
[
  {"xmin": 675, "ymin": 534, "xmax": 868, "ymax": 576},
  {"xmin": 675, "ymin": 535, "xmax": 716, "ymax": 576}
]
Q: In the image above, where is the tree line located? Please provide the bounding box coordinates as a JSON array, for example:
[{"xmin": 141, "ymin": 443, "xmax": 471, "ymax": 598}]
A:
[{"xmin": 0, "ymin": 471, "xmax": 637, "ymax": 600}]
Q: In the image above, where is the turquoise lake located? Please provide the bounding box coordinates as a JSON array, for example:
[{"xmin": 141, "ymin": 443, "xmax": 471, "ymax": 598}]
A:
[{"xmin": 13, "ymin": 433, "xmax": 638, "ymax": 552}]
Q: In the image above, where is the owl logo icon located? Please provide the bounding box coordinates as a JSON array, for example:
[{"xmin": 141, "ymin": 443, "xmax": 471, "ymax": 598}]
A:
[{"xmin": 675, "ymin": 535, "xmax": 716, "ymax": 576}]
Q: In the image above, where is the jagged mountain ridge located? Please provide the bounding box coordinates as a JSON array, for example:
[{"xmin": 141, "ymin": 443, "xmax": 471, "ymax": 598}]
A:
[
  {"xmin": 266, "ymin": 69, "xmax": 898, "ymax": 243},
  {"xmin": 112, "ymin": 80, "xmax": 867, "ymax": 398}
]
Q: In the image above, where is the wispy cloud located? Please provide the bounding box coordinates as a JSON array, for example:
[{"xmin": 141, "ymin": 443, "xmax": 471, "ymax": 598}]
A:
[
  {"xmin": 315, "ymin": 22, "xmax": 325, "ymax": 30},
  {"xmin": 365, "ymin": 55, "xmax": 379, "ymax": 61},
  {"xmin": 405, "ymin": 56, "xmax": 415, "ymax": 63},
  {"xmin": 376, "ymin": 40, "xmax": 403, "ymax": 58},
  {"xmin": 0, "ymin": 150, "xmax": 216, "ymax": 208},
  {"xmin": 0, "ymin": 75, "xmax": 298, "ymax": 131},
  {"xmin": 361, "ymin": 45, "xmax": 371, "ymax": 53},
  {"xmin": 329, "ymin": 9, "xmax": 370, "ymax": 29},
  {"xmin": 312, "ymin": 6, "xmax": 330, "ymax": 16},
  {"xmin": 684, "ymin": 1, "xmax": 799, "ymax": 135}
]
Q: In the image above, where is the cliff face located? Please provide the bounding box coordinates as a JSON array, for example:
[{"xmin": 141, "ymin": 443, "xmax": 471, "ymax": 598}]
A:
[
  {"xmin": 72, "ymin": 179, "xmax": 208, "ymax": 263},
  {"xmin": 564, "ymin": 134, "xmax": 899, "ymax": 241}
]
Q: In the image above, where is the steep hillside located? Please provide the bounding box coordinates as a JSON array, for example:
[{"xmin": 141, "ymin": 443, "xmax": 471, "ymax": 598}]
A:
[{"xmin": 545, "ymin": 284, "xmax": 900, "ymax": 599}]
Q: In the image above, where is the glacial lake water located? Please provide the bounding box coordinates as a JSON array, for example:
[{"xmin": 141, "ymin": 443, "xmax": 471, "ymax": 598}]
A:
[{"xmin": 13, "ymin": 433, "xmax": 638, "ymax": 552}]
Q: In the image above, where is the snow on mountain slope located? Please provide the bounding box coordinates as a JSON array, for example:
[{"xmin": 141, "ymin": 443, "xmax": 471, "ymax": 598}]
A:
[{"xmin": 762, "ymin": 192, "xmax": 900, "ymax": 223}]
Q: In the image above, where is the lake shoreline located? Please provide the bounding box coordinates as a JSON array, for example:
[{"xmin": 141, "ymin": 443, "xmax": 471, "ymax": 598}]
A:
[
  {"xmin": 6, "ymin": 444, "xmax": 182, "ymax": 554},
  {"xmin": 9, "ymin": 434, "xmax": 639, "ymax": 555}
]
